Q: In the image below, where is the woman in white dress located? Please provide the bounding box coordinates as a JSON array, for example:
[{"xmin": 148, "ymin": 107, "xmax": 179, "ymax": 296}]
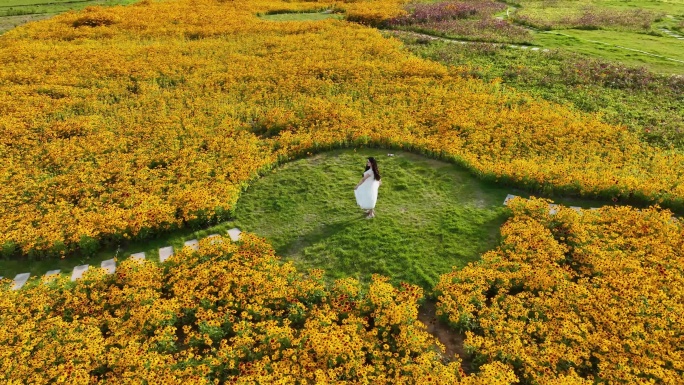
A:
[{"xmin": 354, "ymin": 157, "xmax": 382, "ymax": 218}]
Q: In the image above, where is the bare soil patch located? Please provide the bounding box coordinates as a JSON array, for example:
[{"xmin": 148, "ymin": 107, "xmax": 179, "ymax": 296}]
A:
[
  {"xmin": 418, "ymin": 299, "xmax": 474, "ymax": 374},
  {"xmin": 0, "ymin": 13, "xmax": 54, "ymax": 34}
]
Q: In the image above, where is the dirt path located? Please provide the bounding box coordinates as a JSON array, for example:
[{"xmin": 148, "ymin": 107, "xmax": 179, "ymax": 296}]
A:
[
  {"xmin": 387, "ymin": 29, "xmax": 549, "ymax": 53},
  {"xmin": 418, "ymin": 299, "xmax": 474, "ymax": 374},
  {"xmin": 389, "ymin": 26, "xmax": 684, "ymax": 65},
  {"xmin": 0, "ymin": 13, "xmax": 54, "ymax": 34}
]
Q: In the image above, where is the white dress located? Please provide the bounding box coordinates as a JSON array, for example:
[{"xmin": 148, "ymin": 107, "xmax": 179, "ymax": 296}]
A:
[{"xmin": 355, "ymin": 169, "xmax": 380, "ymax": 210}]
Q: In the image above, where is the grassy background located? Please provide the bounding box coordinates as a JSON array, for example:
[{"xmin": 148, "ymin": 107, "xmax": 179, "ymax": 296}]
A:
[
  {"xmin": 513, "ymin": 0, "xmax": 684, "ymax": 74},
  {"xmin": 383, "ymin": 0, "xmax": 684, "ymax": 74},
  {"xmin": 514, "ymin": 0, "xmax": 684, "ymax": 22},
  {"xmin": 533, "ymin": 30, "xmax": 684, "ymax": 74}
]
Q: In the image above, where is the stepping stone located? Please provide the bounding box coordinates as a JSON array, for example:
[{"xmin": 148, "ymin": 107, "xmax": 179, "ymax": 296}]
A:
[
  {"xmin": 549, "ymin": 204, "xmax": 559, "ymax": 215},
  {"xmin": 43, "ymin": 270, "xmax": 61, "ymax": 282},
  {"xmin": 570, "ymin": 206, "xmax": 582, "ymax": 213},
  {"xmin": 101, "ymin": 259, "xmax": 116, "ymax": 274},
  {"xmin": 590, "ymin": 207, "xmax": 600, "ymax": 211},
  {"xmin": 130, "ymin": 252, "xmax": 145, "ymax": 262},
  {"xmin": 206, "ymin": 234, "xmax": 223, "ymax": 245},
  {"xmin": 227, "ymin": 228, "xmax": 242, "ymax": 242},
  {"xmin": 159, "ymin": 246, "xmax": 174, "ymax": 263},
  {"xmin": 71, "ymin": 265, "xmax": 89, "ymax": 281},
  {"xmin": 11, "ymin": 273, "xmax": 30, "ymax": 291},
  {"xmin": 184, "ymin": 239, "xmax": 199, "ymax": 251},
  {"xmin": 530, "ymin": 47, "xmax": 540, "ymax": 51},
  {"xmin": 503, "ymin": 194, "xmax": 518, "ymax": 206}
]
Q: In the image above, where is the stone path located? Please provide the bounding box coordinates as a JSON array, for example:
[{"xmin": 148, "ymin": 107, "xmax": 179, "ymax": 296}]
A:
[
  {"xmin": 506, "ymin": 193, "xmax": 607, "ymax": 214},
  {"xmin": 3, "ymin": 228, "xmax": 242, "ymax": 291},
  {"xmin": 101, "ymin": 259, "xmax": 116, "ymax": 274},
  {"xmin": 387, "ymin": 30, "xmax": 550, "ymax": 53},
  {"xmin": 159, "ymin": 246, "xmax": 174, "ymax": 263},
  {"xmin": 10, "ymin": 273, "xmax": 29, "ymax": 291},
  {"xmin": 660, "ymin": 28, "xmax": 684, "ymax": 40},
  {"xmin": 390, "ymin": 28, "xmax": 684, "ymax": 65},
  {"xmin": 4, "ymin": 200, "xmax": 679, "ymax": 291},
  {"xmin": 503, "ymin": 194, "xmax": 680, "ymax": 223}
]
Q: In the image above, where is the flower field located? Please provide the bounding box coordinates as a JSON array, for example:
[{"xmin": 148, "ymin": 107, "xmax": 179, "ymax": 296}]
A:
[
  {"xmin": 1, "ymin": 0, "xmax": 683, "ymax": 382},
  {"xmin": 1, "ymin": 234, "xmax": 522, "ymax": 383},
  {"xmin": 1, "ymin": 0, "xmax": 683, "ymax": 259},
  {"xmin": 436, "ymin": 198, "xmax": 684, "ymax": 383}
]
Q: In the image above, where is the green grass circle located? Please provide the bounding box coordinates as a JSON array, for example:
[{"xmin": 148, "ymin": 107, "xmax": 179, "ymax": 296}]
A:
[{"xmin": 233, "ymin": 149, "xmax": 512, "ymax": 289}]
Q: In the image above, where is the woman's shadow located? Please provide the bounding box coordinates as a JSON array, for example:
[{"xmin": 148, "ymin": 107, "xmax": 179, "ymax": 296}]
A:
[{"xmin": 278, "ymin": 215, "xmax": 366, "ymax": 256}]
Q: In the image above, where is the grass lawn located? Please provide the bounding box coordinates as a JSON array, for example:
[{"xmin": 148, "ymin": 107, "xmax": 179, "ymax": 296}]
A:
[
  {"xmin": 379, "ymin": 0, "xmax": 684, "ymax": 74},
  {"xmin": 231, "ymin": 149, "xmax": 622, "ymax": 289},
  {"xmin": 231, "ymin": 149, "xmax": 512, "ymax": 289},
  {"xmin": 259, "ymin": 12, "xmax": 342, "ymax": 22},
  {"xmin": 0, "ymin": 149, "xmax": 641, "ymax": 287},
  {"xmin": 508, "ymin": 0, "xmax": 684, "ymax": 73},
  {"xmin": 516, "ymin": 0, "xmax": 684, "ymax": 20},
  {"xmin": 534, "ymin": 29, "xmax": 684, "ymax": 74}
]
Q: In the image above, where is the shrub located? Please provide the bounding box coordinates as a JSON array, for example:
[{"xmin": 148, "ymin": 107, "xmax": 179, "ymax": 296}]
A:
[
  {"xmin": 388, "ymin": 1, "xmax": 507, "ymax": 25},
  {"xmin": 71, "ymin": 8, "xmax": 121, "ymax": 28},
  {"xmin": 78, "ymin": 235, "xmax": 99, "ymax": 257}
]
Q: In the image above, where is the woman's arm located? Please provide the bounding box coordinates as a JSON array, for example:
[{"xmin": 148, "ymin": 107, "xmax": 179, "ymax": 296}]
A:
[{"xmin": 355, "ymin": 175, "xmax": 370, "ymax": 190}]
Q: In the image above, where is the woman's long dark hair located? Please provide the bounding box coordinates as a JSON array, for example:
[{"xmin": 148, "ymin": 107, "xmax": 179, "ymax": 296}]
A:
[{"xmin": 365, "ymin": 157, "xmax": 381, "ymax": 181}]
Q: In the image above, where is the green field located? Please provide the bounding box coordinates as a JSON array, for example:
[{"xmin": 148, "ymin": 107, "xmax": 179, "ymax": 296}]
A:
[
  {"xmin": 230, "ymin": 149, "xmax": 511, "ymax": 289},
  {"xmin": 513, "ymin": 0, "xmax": 684, "ymax": 73},
  {"xmin": 0, "ymin": 0, "xmax": 135, "ymax": 33},
  {"xmin": 385, "ymin": 0, "xmax": 684, "ymax": 74},
  {"xmin": 513, "ymin": 0, "xmax": 684, "ymax": 30},
  {"xmin": 533, "ymin": 29, "xmax": 684, "ymax": 74}
]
